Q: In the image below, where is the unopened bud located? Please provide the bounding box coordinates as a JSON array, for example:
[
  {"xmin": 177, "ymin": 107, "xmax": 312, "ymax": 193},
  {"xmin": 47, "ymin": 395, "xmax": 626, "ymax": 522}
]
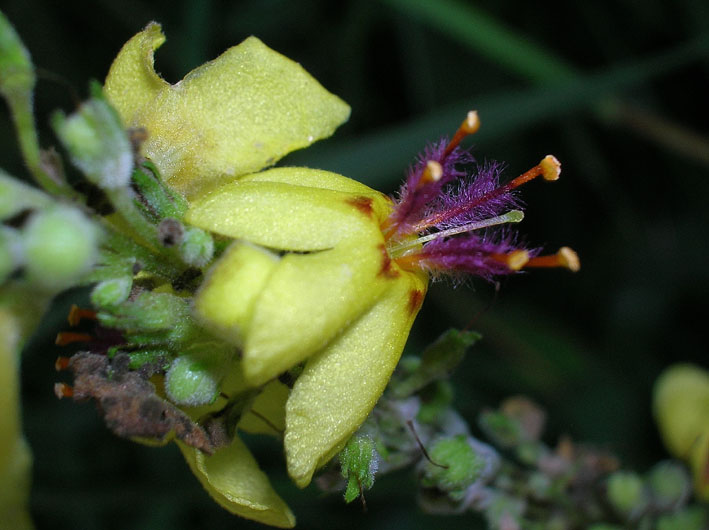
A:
[
  {"xmin": 607, "ymin": 471, "xmax": 648, "ymax": 519},
  {"xmin": 91, "ymin": 276, "xmax": 132, "ymax": 308},
  {"xmin": 421, "ymin": 435, "xmax": 484, "ymax": 500},
  {"xmin": 165, "ymin": 344, "xmax": 232, "ymax": 406},
  {"xmin": 179, "ymin": 227, "xmax": 214, "ymax": 267},
  {"xmin": 53, "ymin": 95, "xmax": 133, "ymax": 189},
  {"xmin": 22, "ymin": 206, "xmax": 99, "ymax": 291}
]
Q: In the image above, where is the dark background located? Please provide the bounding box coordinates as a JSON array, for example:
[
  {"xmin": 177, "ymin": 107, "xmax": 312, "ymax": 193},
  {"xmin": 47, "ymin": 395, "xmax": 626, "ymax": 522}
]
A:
[{"xmin": 2, "ymin": 0, "xmax": 708, "ymax": 528}]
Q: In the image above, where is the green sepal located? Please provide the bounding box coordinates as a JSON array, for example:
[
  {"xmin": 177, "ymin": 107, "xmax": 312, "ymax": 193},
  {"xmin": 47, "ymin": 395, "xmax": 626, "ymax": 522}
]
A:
[{"xmin": 339, "ymin": 434, "xmax": 378, "ymax": 503}]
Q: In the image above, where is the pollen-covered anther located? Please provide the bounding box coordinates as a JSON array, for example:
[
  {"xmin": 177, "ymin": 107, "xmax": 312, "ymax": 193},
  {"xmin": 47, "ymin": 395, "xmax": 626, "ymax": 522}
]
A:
[
  {"xmin": 492, "ymin": 250, "xmax": 530, "ymax": 271},
  {"xmin": 67, "ymin": 304, "xmax": 97, "ymax": 326},
  {"xmin": 54, "ymin": 382, "xmax": 74, "ymax": 399},
  {"xmin": 525, "ymin": 247, "xmax": 580, "ymax": 272},
  {"xmin": 416, "ymin": 161, "xmax": 443, "ymax": 189},
  {"xmin": 55, "ymin": 332, "xmax": 92, "ymax": 346},
  {"xmin": 443, "ymin": 110, "xmax": 481, "ymax": 158},
  {"xmin": 540, "ymin": 155, "xmax": 561, "ymax": 181}
]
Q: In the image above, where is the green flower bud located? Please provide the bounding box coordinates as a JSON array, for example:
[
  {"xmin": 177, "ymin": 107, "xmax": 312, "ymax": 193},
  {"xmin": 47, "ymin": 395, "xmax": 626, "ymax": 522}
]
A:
[
  {"xmin": 179, "ymin": 227, "xmax": 214, "ymax": 268},
  {"xmin": 0, "ymin": 11, "xmax": 34, "ymax": 98},
  {"xmin": 165, "ymin": 345, "xmax": 233, "ymax": 406},
  {"xmin": 22, "ymin": 205, "xmax": 99, "ymax": 291},
  {"xmin": 339, "ymin": 434, "xmax": 379, "ymax": 503},
  {"xmin": 0, "ymin": 227, "xmax": 22, "ymax": 283},
  {"xmin": 421, "ymin": 435, "xmax": 484, "ymax": 500},
  {"xmin": 606, "ymin": 471, "xmax": 647, "ymax": 519},
  {"xmin": 647, "ymin": 460, "xmax": 690, "ymax": 511},
  {"xmin": 90, "ymin": 276, "xmax": 132, "ymax": 308},
  {"xmin": 53, "ymin": 96, "xmax": 133, "ymax": 189}
]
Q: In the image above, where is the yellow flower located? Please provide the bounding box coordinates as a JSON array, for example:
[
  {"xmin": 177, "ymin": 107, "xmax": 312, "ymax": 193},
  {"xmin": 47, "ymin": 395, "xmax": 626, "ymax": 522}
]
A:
[
  {"xmin": 104, "ymin": 23, "xmax": 577, "ymax": 520},
  {"xmin": 104, "ymin": 22, "xmax": 354, "ymax": 526},
  {"xmin": 654, "ymin": 363, "xmax": 709, "ymax": 501},
  {"xmin": 187, "ymin": 167, "xmax": 428, "ymax": 487}
]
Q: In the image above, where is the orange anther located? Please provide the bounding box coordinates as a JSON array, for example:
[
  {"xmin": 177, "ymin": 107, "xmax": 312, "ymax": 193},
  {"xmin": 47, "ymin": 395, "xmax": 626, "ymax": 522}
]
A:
[
  {"xmin": 55, "ymin": 356, "xmax": 71, "ymax": 371},
  {"xmin": 54, "ymin": 382, "xmax": 74, "ymax": 399},
  {"xmin": 55, "ymin": 332, "xmax": 92, "ymax": 346},
  {"xmin": 68, "ymin": 305, "xmax": 97, "ymax": 327}
]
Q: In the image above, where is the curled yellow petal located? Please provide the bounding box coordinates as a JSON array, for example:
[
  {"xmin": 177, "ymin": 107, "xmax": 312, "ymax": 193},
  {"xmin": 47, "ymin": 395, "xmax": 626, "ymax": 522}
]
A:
[
  {"xmin": 284, "ymin": 269, "xmax": 428, "ymax": 487},
  {"xmin": 104, "ymin": 22, "xmax": 168, "ymax": 120},
  {"xmin": 105, "ymin": 25, "xmax": 350, "ymax": 198},
  {"xmin": 179, "ymin": 435, "xmax": 295, "ymax": 528}
]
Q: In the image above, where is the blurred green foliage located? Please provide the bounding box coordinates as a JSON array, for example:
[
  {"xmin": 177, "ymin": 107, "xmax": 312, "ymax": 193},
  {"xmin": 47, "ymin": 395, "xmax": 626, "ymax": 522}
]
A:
[{"xmin": 4, "ymin": 0, "xmax": 708, "ymax": 528}]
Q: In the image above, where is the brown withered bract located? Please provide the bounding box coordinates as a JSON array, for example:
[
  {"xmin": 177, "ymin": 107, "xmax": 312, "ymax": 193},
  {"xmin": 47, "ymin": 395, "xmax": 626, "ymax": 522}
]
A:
[{"xmin": 62, "ymin": 352, "xmax": 216, "ymax": 453}]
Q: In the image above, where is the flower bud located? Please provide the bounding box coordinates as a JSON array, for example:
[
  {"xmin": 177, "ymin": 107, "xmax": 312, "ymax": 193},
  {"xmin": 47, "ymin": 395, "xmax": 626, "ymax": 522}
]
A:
[
  {"xmin": 90, "ymin": 276, "xmax": 132, "ymax": 308},
  {"xmin": 179, "ymin": 227, "xmax": 214, "ymax": 267},
  {"xmin": 53, "ymin": 95, "xmax": 133, "ymax": 189},
  {"xmin": 165, "ymin": 344, "xmax": 233, "ymax": 406},
  {"xmin": 421, "ymin": 435, "xmax": 485, "ymax": 500},
  {"xmin": 606, "ymin": 471, "xmax": 648, "ymax": 519},
  {"xmin": 646, "ymin": 460, "xmax": 690, "ymax": 511},
  {"xmin": 22, "ymin": 205, "xmax": 99, "ymax": 291}
]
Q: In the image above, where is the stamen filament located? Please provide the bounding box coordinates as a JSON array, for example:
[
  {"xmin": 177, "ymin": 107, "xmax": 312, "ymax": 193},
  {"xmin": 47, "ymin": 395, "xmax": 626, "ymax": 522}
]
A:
[
  {"xmin": 443, "ymin": 111, "xmax": 480, "ymax": 159},
  {"xmin": 413, "ymin": 155, "xmax": 561, "ymax": 232},
  {"xmin": 524, "ymin": 247, "xmax": 580, "ymax": 272},
  {"xmin": 389, "ymin": 210, "xmax": 524, "ymax": 258}
]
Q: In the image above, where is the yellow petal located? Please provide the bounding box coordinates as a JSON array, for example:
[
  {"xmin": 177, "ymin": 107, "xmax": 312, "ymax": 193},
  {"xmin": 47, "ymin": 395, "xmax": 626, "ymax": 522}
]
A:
[
  {"xmin": 186, "ymin": 169, "xmax": 391, "ymax": 251},
  {"xmin": 195, "ymin": 242, "xmax": 280, "ymax": 346},
  {"xmin": 238, "ymin": 380, "xmax": 290, "ymax": 436},
  {"xmin": 103, "ymin": 22, "xmax": 168, "ymax": 121},
  {"xmin": 179, "ymin": 436, "xmax": 295, "ymax": 528},
  {"xmin": 242, "ymin": 237, "xmax": 393, "ymax": 386},
  {"xmin": 105, "ymin": 25, "xmax": 350, "ymax": 198},
  {"xmin": 284, "ymin": 270, "xmax": 428, "ymax": 487}
]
